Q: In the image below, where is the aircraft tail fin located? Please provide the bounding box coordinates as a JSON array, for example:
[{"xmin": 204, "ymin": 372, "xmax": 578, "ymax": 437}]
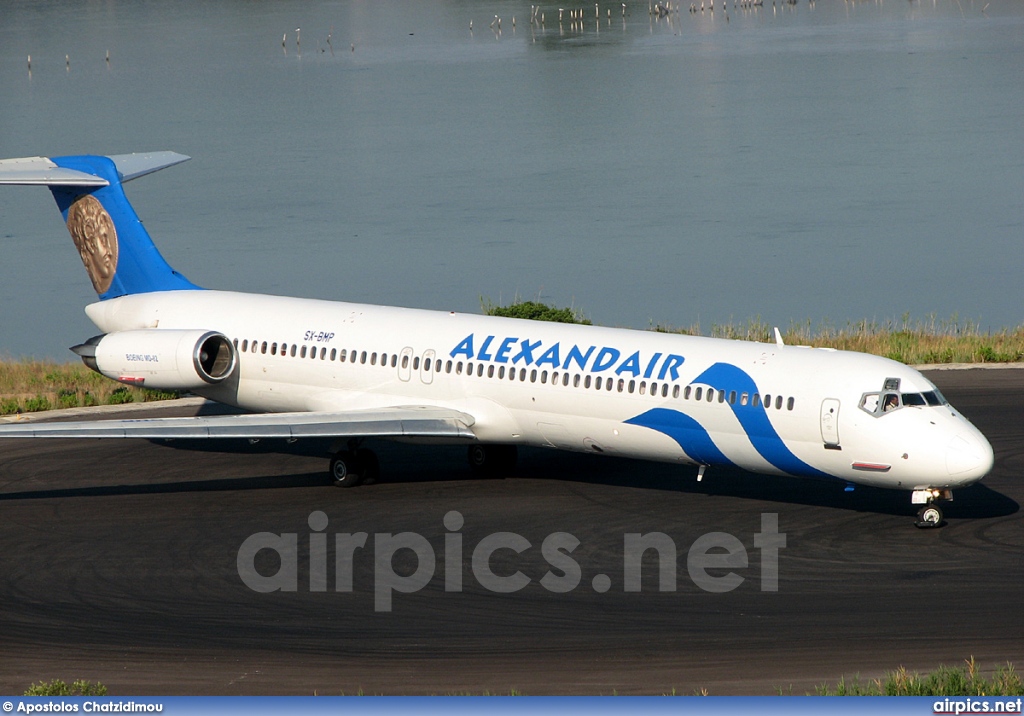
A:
[{"xmin": 0, "ymin": 152, "xmax": 201, "ymax": 299}]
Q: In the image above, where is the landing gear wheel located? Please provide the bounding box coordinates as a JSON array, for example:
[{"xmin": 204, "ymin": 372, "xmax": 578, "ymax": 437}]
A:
[
  {"xmin": 330, "ymin": 451, "xmax": 362, "ymax": 488},
  {"xmin": 467, "ymin": 444, "xmax": 518, "ymax": 477},
  {"xmin": 915, "ymin": 503, "xmax": 944, "ymax": 529}
]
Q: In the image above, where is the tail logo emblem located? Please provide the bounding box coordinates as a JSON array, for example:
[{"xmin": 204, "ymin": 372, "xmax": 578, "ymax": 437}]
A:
[{"xmin": 66, "ymin": 194, "xmax": 119, "ymax": 294}]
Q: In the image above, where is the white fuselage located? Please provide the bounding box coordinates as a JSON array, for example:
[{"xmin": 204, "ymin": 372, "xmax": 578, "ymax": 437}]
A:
[{"xmin": 85, "ymin": 290, "xmax": 994, "ymax": 492}]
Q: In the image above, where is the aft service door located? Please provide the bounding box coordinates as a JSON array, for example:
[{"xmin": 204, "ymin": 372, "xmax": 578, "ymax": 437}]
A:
[{"xmin": 820, "ymin": 398, "xmax": 840, "ymax": 447}]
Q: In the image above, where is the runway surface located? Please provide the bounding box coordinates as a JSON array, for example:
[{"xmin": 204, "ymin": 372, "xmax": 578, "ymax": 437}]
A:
[{"xmin": 0, "ymin": 369, "xmax": 1020, "ymax": 695}]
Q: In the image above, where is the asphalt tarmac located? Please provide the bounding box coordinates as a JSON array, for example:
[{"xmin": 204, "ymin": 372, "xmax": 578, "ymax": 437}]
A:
[{"xmin": 0, "ymin": 369, "xmax": 1020, "ymax": 695}]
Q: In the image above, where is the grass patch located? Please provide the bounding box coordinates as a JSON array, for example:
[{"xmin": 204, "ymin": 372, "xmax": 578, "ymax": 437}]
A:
[
  {"xmin": 815, "ymin": 658, "xmax": 1023, "ymax": 696},
  {"xmin": 0, "ymin": 358, "xmax": 181, "ymax": 415}
]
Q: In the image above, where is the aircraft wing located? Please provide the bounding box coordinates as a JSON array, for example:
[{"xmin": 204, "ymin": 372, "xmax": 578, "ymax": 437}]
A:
[{"xmin": 0, "ymin": 406, "xmax": 476, "ymax": 440}]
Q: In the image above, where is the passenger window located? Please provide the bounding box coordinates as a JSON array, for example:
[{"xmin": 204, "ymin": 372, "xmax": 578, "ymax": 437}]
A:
[
  {"xmin": 488, "ymin": 365, "xmax": 494, "ymax": 378},
  {"xmin": 241, "ymin": 340, "xmax": 248, "ymax": 352},
  {"xmin": 574, "ymin": 375, "xmax": 581, "ymax": 388},
  {"xmin": 694, "ymin": 387, "xmax": 702, "ymax": 401},
  {"xmin": 403, "ymin": 355, "xmax": 410, "ymax": 369},
  {"xmin": 339, "ymin": 349, "xmax": 346, "ymax": 362},
  {"xmin": 530, "ymin": 370, "xmax": 537, "ymax": 383},
  {"xmin": 261, "ymin": 341, "xmax": 268, "ymax": 355},
  {"xmin": 672, "ymin": 385, "xmax": 679, "ymax": 399},
  {"xmin": 584, "ymin": 375, "xmax": 592, "ymax": 389},
  {"xmin": 330, "ymin": 348, "xmax": 336, "ymax": 361},
  {"xmin": 617, "ymin": 379, "xmax": 625, "ymax": 393},
  {"xmin": 752, "ymin": 394, "xmax": 760, "ymax": 407},
  {"xmin": 371, "ymin": 353, "xmax": 378, "ymax": 366},
  {"xmin": 233, "ymin": 338, "xmax": 239, "ymax": 349},
  {"xmin": 446, "ymin": 360, "xmax": 452, "ymax": 373},
  {"xmin": 563, "ymin": 373, "xmax": 570, "ymax": 386},
  {"xmin": 436, "ymin": 359, "xmax": 442, "ymax": 372},
  {"xmin": 413, "ymin": 356, "xmax": 420, "ymax": 370},
  {"xmin": 498, "ymin": 366, "xmax": 505, "ymax": 379},
  {"xmin": 455, "ymin": 361, "xmax": 462, "ymax": 375},
  {"xmin": 271, "ymin": 342, "xmax": 278, "ymax": 355},
  {"xmin": 477, "ymin": 364, "xmax": 484, "ymax": 377},
  {"xmin": 709, "ymin": 390, "xmax": 716, "ymax": 403},
  {"xmin": 775, "ymin": 395, "xmax": 782, "ymax": 410},
  {"xmin": 359, "ymin": 351, "xmax": 366, "ymax": 364},
  {"xmin": 740, "ymin": 392, "xmax": 748, "ymax": 406},
  {"xmin": 607, "ymin": 379, "xmax": 614, "ymax": 391},
  {"xmin": 467, "ymin": 362, "xmax": 474, "ymax": 375},
  {"xmin": 729, "ymin": 391, "xmax": 736, "ymax": 405},
  {"xmin": 787, "ymin": 397, "xmax": 795, "ymax": 411},
  {"xmin": 541, "ymin": 371, "xmax": 548, "ymax": 384},
  {"xmin": 639, "ymin": 381, "xmax": 646, "ymax": 395},
  {"xmin": 320, "ymin": 348, "xmax": 326, "ymax": 360}
]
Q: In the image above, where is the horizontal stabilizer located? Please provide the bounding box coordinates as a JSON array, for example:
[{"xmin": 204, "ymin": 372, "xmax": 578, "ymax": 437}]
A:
[
  {"xmin": 0, "ymin": 151, "xmax": 189, "ymax": 186},
  {"xmin": 0, "ymin": 406, "xmax": 477, "ymax": 441}
]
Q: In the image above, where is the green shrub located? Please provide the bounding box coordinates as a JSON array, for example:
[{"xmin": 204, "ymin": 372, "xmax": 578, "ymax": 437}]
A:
[
  {"xmin": 24, "ymin": 679, "xmax": 107, "ymax": 696},
  {"xmin": 23, "ymin": 395, "xmax": 51, "ymax": 412},
  {"xmin": 482, "ymin": 299, "xmax": 590, "ymax": 325},
  {"xmin": 0, "ymin": 398, "xmax": 20, "ymax": 415},
  {"xmin": 106, "ymin": 386, "xmax": 134, "ymax": 405},
  {"xmin": 56, "ymin": 389, "xmax": 79, "ymax": 409}
]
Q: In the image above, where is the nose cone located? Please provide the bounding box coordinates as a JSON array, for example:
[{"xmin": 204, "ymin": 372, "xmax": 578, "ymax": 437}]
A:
[{"xmin": 946, "ymin": 430, "xmax": 995, "ymax": 483}]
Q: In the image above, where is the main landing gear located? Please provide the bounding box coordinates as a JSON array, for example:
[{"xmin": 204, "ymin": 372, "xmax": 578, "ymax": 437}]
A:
[
  {"xmin": 912, "ymin": 489, "xmax": 953, "ymax": 529},
  {"xmin": 329, "ymin": 440, "xmax": 379, "ymax": 488},
  {"xmin": 467, "ymin": 444, "xmax": 518, "ymax": 477}
]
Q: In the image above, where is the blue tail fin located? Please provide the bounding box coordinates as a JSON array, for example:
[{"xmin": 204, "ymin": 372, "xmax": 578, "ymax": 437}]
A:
[{"xmin": 0, "ymin": 152, "xmax": 201, "ymax": 299}]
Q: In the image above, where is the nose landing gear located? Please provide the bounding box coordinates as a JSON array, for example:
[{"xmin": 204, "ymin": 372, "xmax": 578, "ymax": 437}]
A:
[{"xmin": 912, "ymin": 488, "xmax": 952, "ymax": 529}]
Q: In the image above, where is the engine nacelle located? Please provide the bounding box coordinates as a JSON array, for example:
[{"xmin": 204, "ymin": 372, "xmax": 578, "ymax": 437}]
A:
[{"xmin": 73, "ymin": 329, "xmax": 237, "ymax": 391}]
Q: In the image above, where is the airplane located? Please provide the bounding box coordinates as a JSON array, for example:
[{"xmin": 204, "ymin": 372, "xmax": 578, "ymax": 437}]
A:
[{"xmin": 0, "ymin": 151, "xmax": 994, "ymax": 528}]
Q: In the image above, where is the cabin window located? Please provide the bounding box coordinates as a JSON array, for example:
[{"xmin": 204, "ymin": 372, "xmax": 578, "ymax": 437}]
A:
[
  {"xmin": 708, "ymin": 390, "xmax": 715, "ymax": 403},
  {"xmin": 330, "ymin": 348, "xmax": 336, "ymax": 361},
  {"xmin": 456, "ymin": 362, "xmax": 463, "ymax": 375},
  {"xmin": 403, "ymin": 355, "xmax": 410, "ymax": 370},
  {"xmin": 584, "ymin": 375, "xmax": 592, "ymax": 389},
  {"xmin": 530, "ymin": 369, "xmax": 537, "ymax": 383},
  {"xmin": 319, "ymin": 347, "xmax": 325, "ymax": 360},
  {"xmin": 694, "ymin": 387, "xmax": 702, "ymax": 401},
  {"xmin": 300, "ymin": 345, "xmax": 307, "ymax": 358},
  {"xmin": 684, "ymin": 386, "xmax": 692, "ymax": 400},
  {"xmin": 371, "ymin": 353, "xmax": 377, "ymax": 366},
  {"xmin": 498, "ymin": 366, "xmax": 506, "ymax": 379},
  {"xmin": 671, "ymin": 385, "xmax": 679, "ymax": 399},
  {"xmin": 775, "ymin": 395, "xmax": 783, "ymax": 410},
  {"xmin": 617, "ymin": 379, "xmax": 625, "ymax": 393},
  {"xmin": 729, "ymin": 391, "xmax": 736, "ymax": 405},
  {"xmin": 787, "ymin": 397, "xmax": 795, "ymax": 411},
  {"xmin": 488, "ymin": 365, "xmax": 495, "ymax": 378},
  {"xmin": 752, "ymin": 394, "xmax": 760, "ymax": 407},
  {"xmin": 551, "ymin": 371, "xmax": 558, "ymax": 385},
  {"xmin": 358, "ymin": 351, "xmax": 365, "ymax": 364},
  {"xmin": 280, "ymin": 343, "xmax": 288, "ymax": 355},
  {"xmin": 477, "ymin": 363, "xmax": 484, "ymax": 377},
  {"xmin": 520, "ymin": 368, "xmax": 527, "ymax": 381},
  {"xmin": 273, "ymin": 342, "xmax": 280, "ymax": 355},
  {"xmin": 338, "ymin": 349, "xmax": 346, "ymax": 362},
  {"xmin": 241, "ymin": 340, "xmax": 248, "ymax": 352},
  {"xmin": 540, "ymin": 371, "xmax": 547, "ymax": 384},
  {"xmin": 563, "ymin": 373, "xmax": 570, "ymax": 387},
  {"xmin": 467, "ymin": 362, "xmax": 474, "ymax": 375},
  {"xmin": 436, "ymin": 359, "xmax": 442, "ymax": 372},
  {"xmin": 639, "ymin": 381, "xmax": 646, "ymax": 395},
  {"xmin": 574, "ymin": 375, "xmax": 581, "ymax": 388},
  {"xmin": 233, "ymin": 338, "xmax": 238, "ymax": 349},
  {"xmin": 312, "ymin": 347, "xmax": 318, "ymax": 360},
  {"xmin": 413, "ymin": 356, "xmax": 420, "ymax": 370},
  {"xmin": 380, "ymin": 353, "xmax": 387, "ymax": 365}
]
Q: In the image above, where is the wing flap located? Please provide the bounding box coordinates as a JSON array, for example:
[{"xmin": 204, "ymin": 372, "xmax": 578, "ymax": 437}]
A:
[{"xmin": 0, "ymin": 406, "xmax": 476, "ymax": 440}]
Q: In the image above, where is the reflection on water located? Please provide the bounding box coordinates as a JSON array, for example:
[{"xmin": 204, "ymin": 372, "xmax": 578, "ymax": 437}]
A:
[{"xmin": 0, "ymin": 0, "xmax": 1022, "ymax": 358}]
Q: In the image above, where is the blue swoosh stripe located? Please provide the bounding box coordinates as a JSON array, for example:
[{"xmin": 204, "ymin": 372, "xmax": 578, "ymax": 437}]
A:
[
  {"xmin": 693, "ymin": 362, "xmax": 830, "ymax": 478},
  {"xmin": 625, "ymin": 408, "xmax": 734, "ymax": 467}
]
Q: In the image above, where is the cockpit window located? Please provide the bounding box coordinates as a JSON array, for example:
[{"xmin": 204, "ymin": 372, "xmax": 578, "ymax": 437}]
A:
[
  {"xmin": 902, "ymin": 392, "xmax": 927, "ymax": 407},
  {"xmin": 859, "ymin": 383, "xmax": 948, "ymax": 417}
]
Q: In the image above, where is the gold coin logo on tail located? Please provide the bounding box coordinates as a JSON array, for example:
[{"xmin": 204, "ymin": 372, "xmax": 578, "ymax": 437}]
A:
[{"xmin": 66, "ymin": 194, "xmax": 119, "ymax": 294}]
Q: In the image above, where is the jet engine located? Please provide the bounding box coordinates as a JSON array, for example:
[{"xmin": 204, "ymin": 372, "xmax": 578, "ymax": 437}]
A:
[{"xmin": 72, "ymin": 329, "xmax": 237, "ymax": 390}]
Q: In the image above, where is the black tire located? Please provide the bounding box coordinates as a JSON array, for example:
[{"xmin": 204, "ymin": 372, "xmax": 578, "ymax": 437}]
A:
[
  {"xmin": 330, "ymin": 451, "xmax": 363, "ymax": 488},
  {"xmin": 467, "ymin": 444, "xmax": 518, "ymax": 477},
  {"xmin": 915, "ymin": 504, "xmax": 943, "ymax": 528}
]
